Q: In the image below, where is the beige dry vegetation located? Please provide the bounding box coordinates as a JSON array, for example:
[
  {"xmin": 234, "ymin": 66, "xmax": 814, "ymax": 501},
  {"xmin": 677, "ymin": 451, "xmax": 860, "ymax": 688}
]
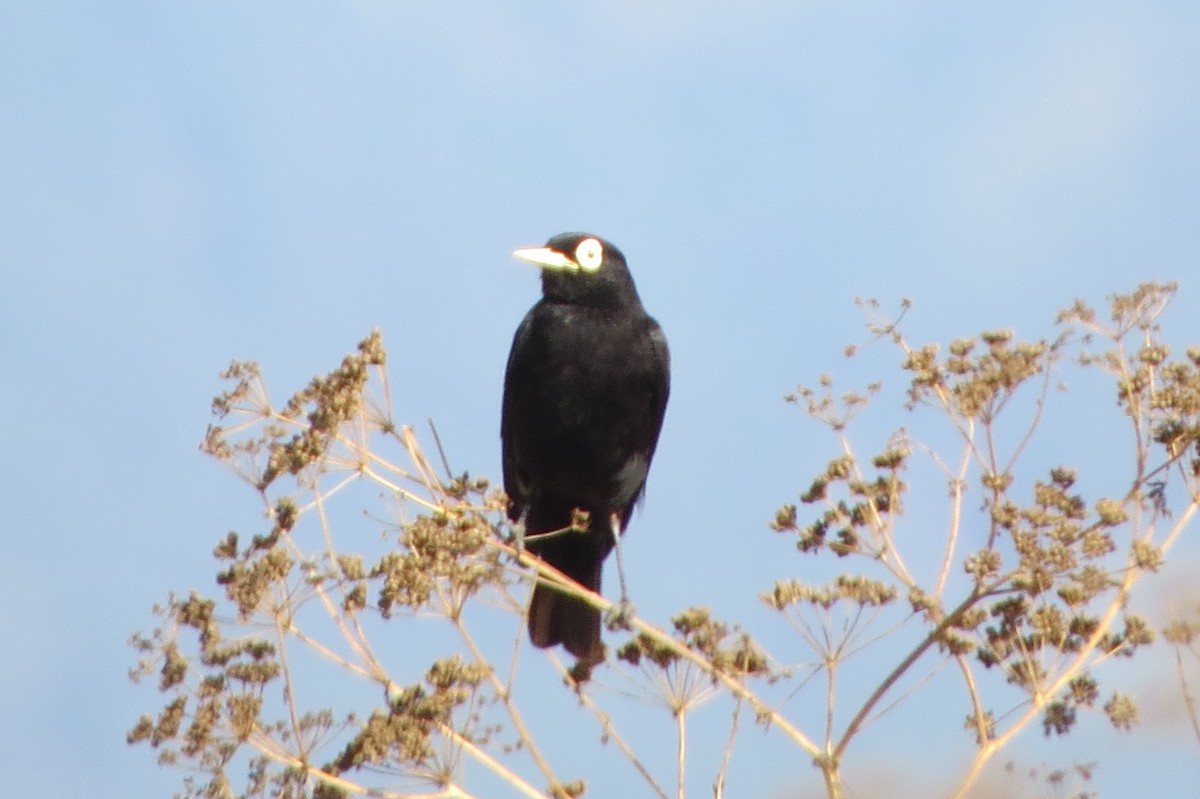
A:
[{"xmin": 129, "ymin": 283, "xmax": 1200, "ymax": 799}]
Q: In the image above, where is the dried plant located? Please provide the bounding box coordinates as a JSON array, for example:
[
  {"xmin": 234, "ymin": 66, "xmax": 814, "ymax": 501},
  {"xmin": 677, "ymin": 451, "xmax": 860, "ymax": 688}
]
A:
[{"xmin": 130, "ymin": 283, "xmax": 1200, "ymax": 798}]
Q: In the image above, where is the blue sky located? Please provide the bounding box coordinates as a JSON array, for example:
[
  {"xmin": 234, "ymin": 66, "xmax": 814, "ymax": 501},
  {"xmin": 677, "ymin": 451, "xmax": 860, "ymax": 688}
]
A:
[{"xmin": 3, "ymin": 2, "xmax": 1200, "ymax": 797}]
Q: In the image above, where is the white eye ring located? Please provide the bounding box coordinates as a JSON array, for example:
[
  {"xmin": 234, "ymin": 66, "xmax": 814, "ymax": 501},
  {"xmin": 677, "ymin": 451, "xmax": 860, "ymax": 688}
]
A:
[{"xmin": 574, "ymin": 238, "xmax": 604, "ymax": 272}]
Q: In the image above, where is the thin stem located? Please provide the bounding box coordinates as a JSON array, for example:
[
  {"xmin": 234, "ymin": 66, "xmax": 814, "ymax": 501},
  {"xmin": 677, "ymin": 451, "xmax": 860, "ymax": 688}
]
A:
[
  {"xmin": 309, "ymin": 482, "xmax": 389, "ymax": 680},
  {"xmin": 838, "ymin": 431, "xmax": 915, "ymax": 587},
  {"xmin": 676, "ymin": 708, "xmax": 687, "ymax": 799},
  {"xmin": 955, "ymin": 652, "xmax": 990, "ymax": 745},
  {"xmin": 1001, "ymin": 351, "xmax": 1057, "ymax": 475},
  {"xmin": 575, "ymin": 688, "xmax": 671, "ymax": 799},
  {"xmin": 835, "ymin": 590, "xmax": 987, "ymax": 761},
  {"xmin": 713, "ymin": 698, "xmax": 742, "ymax": 799},
  {"xmin": 824, "ymin": 653, "xmax": 837, "ymax": 751},
  {"xmin": 443, "ymin": 725, "xmax": 550, "ymax": 799},
  {"xmin": 952, "ymin": 573, "xmax": 1139, "ymax": 799},
  {"xmin": 935, "ymin": 437, "xmax": 972, "ymax": 598},
  {"xmin": 451, "ymin": 614, "xmax": 562, "ymax": 792},
  {"xmin": 271, "ymin": 593, "xmax": 306, "ymax": 761},
  {"xmin": 1174, "ymin": 643, "xmax": 1200, "ymax": 749},
  {"xmin": 821, "ymin": 759, "xmax": 844, "ymax": 799},
  {"xmin": 246, "ymin": 728, "xmax": 475, "ymax": 799},
  {"xmin": 619, "ymin": 614, "xmax": 822, "ymax": 757}
]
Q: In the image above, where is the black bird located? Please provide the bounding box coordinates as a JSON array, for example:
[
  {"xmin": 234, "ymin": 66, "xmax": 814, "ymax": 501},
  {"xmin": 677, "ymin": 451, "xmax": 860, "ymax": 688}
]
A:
[{"xmin": 501, "ymin": 233, "xmax": 670, "ymax": 664}]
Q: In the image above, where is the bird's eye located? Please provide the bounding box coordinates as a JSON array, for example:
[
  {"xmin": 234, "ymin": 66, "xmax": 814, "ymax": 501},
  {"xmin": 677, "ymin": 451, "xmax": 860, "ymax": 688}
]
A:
[{"xmin": 574, "ymin": 238, "xmax": 604, "ymax": 272}]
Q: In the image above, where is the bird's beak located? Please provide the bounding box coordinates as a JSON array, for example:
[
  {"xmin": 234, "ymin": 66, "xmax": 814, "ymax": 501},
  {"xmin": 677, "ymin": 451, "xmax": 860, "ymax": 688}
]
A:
[{"xmin": 512, "ymin": 246, "xmax": 577, "ymax": 271}]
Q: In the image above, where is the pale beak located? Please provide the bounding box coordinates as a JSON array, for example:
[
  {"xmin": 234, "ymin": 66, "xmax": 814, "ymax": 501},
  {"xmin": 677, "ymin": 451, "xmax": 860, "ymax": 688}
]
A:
[{"xmin": 512, "ymin": 246, "xmax": 578, "ymax": 271}]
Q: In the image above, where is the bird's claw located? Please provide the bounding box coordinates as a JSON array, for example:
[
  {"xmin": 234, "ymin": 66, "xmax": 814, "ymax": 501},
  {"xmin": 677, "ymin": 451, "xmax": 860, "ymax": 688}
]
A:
[{"xmin": 507, "ymin": 513, "xmax": 527, "ymax": 560}]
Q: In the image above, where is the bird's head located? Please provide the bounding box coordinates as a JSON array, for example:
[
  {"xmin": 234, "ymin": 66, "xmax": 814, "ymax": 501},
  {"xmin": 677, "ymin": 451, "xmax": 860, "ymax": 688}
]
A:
[{"xmin": 513, "ymin": 232, "xmax": 641, "ymax": 308}]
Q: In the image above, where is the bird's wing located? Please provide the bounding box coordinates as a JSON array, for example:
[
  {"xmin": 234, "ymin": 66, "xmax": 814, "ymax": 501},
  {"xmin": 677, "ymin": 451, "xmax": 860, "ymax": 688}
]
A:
[
  {"xmin": 500, "ymin": 308, "xmax": 538, "ymax": 520},
  {"xmin": 626, "ymin": 317, "xmax": 671, "ymax": 514},
  {"xmin": 648, "ymin": 320, "xmax": 671, "ymax": 437}
]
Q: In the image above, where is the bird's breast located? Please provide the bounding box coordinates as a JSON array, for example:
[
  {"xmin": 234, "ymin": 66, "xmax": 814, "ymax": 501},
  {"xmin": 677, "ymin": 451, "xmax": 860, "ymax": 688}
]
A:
[{"xmin": 504, "ymin": 305, "xmax": 663, "ymax": 505}]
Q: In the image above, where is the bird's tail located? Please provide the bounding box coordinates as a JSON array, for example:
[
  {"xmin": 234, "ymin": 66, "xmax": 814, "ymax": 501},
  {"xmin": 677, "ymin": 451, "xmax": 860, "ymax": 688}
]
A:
[{"xmin": 527, "ymin": 555, "xmax": 604, "ymax": 664}]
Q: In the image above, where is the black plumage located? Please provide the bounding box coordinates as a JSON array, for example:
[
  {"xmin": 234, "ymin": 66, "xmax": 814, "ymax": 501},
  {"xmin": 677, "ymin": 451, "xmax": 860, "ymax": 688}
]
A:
[{"xmin": 501, "ymin": 233, "xmax": 670, "ymax": 663}]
